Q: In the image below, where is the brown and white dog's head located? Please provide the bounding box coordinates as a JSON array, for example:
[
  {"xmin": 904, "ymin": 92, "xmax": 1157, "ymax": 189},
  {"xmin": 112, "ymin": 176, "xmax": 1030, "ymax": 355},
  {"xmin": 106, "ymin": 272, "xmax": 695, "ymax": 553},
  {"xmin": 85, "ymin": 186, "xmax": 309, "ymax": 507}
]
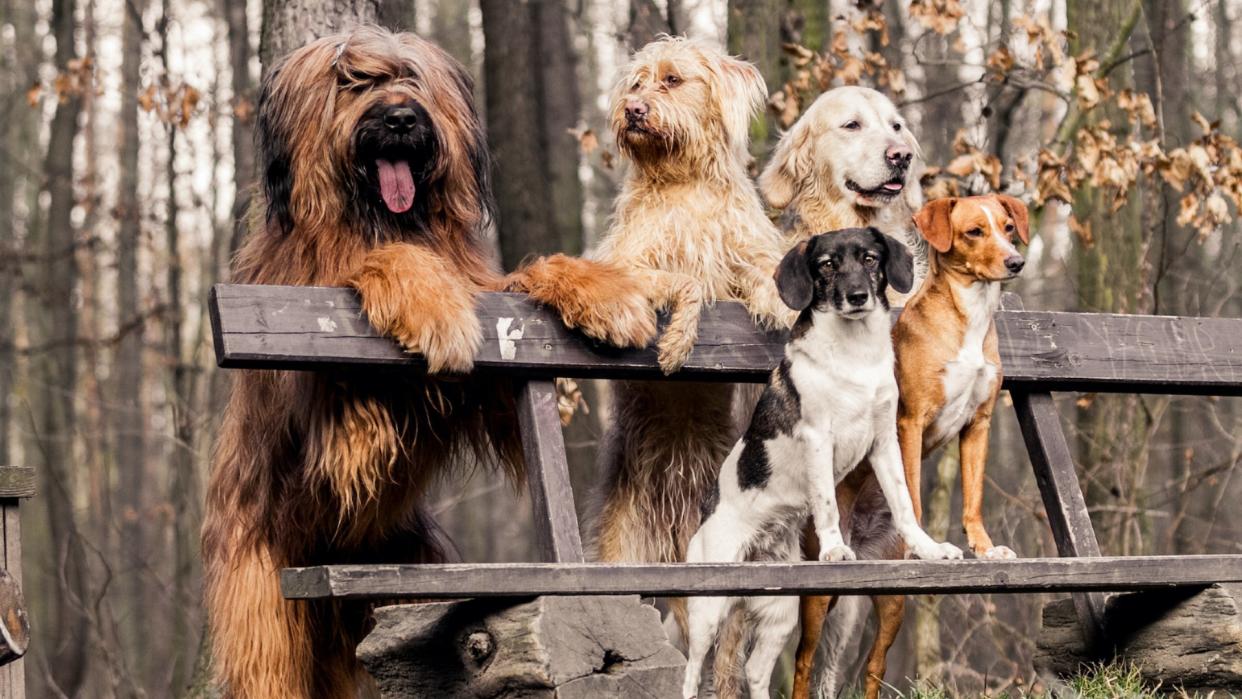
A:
[
  {"xmin": 913, "ymin": 195, "xmax": 1030, "ymax": 282},
  {"xmin": 610, "ymin": 37, "xmax": 766, "ymax": 172},
  {"xmin": 760, "ymin": 86, "xmax": 922, "ymax": 215}
]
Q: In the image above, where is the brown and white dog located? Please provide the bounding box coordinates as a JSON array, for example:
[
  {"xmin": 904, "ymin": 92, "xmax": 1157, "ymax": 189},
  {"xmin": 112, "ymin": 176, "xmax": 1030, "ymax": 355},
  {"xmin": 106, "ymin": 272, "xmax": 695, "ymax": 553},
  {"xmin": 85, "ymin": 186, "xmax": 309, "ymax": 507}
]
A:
[
  {"xmin": 896, "ymin": 194, "xmax": 1029, "ymax": 557},
  {"xmin": 794, "ymin": 194, "xmax": 1029, "ymax": 699}
]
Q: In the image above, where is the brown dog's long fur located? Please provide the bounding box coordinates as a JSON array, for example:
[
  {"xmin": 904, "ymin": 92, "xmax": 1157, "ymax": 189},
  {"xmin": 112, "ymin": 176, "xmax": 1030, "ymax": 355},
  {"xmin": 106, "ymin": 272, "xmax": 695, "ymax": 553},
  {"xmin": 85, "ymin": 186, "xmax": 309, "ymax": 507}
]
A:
[{"xmin": 202, "ymin": 27, "xmax": 655, "ymax": 698}]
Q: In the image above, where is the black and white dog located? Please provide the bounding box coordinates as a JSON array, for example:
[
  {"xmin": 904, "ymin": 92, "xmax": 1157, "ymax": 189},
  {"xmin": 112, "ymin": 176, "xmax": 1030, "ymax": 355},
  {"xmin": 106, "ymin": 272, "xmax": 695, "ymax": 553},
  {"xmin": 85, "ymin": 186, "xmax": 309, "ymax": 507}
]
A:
[{"xmin": 681, "ymin": 228, "xmax": 963, "ymax": 699}]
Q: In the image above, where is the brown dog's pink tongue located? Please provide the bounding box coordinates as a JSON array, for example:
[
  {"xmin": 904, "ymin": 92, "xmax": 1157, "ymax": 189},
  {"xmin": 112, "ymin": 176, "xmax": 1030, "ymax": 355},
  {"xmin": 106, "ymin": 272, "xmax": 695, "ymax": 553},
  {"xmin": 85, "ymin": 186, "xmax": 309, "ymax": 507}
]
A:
[{"xmin": 376, "ymin": 159, "xmax": 415, "ymax": 213}]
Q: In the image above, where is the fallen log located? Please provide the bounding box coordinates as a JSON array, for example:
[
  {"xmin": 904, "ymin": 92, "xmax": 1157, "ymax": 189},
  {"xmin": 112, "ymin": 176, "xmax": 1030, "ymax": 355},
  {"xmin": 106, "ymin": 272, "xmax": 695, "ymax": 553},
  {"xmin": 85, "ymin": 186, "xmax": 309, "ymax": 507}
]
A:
[
  {"xmin": 356, "ymin": 595, "xmax": 685, "ymax": 698},
  {"xmin": 1036, "ymin": 584, "xmax": 1242, "ymax": 693}
]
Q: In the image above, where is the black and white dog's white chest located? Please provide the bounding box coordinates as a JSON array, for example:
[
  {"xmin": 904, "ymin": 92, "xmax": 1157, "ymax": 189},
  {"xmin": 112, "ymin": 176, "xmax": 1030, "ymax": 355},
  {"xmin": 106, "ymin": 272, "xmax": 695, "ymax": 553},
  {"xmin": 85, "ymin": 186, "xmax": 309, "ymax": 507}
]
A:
[{"xmin": 734, "ymin": 312, "xmax": 896, "ymax": 494}]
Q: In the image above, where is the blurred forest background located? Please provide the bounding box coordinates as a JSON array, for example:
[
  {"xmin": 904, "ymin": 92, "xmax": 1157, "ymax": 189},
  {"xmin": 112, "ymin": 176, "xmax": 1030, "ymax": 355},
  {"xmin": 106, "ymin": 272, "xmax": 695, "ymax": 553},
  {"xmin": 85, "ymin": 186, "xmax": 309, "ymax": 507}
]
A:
[{"xmin": 2, "ymin": 0, "xmax": 1241, "ymax": 696}]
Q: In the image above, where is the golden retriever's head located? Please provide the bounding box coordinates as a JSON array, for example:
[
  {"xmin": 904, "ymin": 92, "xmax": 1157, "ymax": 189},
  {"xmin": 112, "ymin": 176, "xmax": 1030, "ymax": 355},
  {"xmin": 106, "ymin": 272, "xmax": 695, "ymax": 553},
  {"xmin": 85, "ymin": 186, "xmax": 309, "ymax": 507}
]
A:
[
  {"xmin": 609, "ymin": 37, "xmax": 766, "ymax": 172},
  {"xmin": 760, "ymin": 86, "xmax": 921, "ymax": 212}
]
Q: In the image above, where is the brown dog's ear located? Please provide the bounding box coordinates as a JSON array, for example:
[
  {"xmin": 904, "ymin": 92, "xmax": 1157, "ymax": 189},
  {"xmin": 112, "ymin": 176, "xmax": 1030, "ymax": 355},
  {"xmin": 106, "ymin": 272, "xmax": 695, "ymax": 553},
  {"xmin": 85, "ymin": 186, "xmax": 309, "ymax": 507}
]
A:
[
  {"xmin": 996, "ymin": 194, "xmax": 1030, "ymax": 244},
  {"xmin": 775, "ymin": 240, "xmax": 814, "ymax": 311},
  {"xmin": 714, "ymin": 54, "xmax": 768, "ymax": 160},
  {"xmin": 913, "ymin": 197, "xmax": 956, "ymax": 253}
]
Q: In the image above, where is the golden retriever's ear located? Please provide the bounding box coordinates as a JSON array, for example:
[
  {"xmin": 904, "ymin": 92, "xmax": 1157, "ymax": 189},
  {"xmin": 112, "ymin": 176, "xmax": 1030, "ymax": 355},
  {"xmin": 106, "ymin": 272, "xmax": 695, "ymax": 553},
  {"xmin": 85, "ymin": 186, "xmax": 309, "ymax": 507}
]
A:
[
  {"xmin": 996, "ymin": 194, "xmax": 1030, "ymax": 244},
  {"xmin": 913, "ymin": 197, "xmax": 956, "ymax": 253},
  {"xmin": 759, "ymin": 119, "xmax": 813, "ymax": 209},
  {"xmin": 713, "ymin": 54, "xmax": 767, "ymax": 159}
]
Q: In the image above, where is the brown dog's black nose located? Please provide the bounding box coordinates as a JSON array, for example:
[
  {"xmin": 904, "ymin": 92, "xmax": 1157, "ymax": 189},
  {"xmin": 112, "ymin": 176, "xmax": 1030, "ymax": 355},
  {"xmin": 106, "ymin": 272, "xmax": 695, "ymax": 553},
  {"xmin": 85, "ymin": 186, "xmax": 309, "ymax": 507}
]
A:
[
  {"xmin": 886, "ymin": 144, "xmax": 912, "ymax": 170},
  {"xmin": 1005, "ymin": 255, "xmax": 1026, "ymax": 274},
  {"xmin": 384, "ymin": 106, "xmax": 418, "ymax": 133},
  {"xmin": 625, "ymin": 100, "xmax": 649, "ymax": 122}
]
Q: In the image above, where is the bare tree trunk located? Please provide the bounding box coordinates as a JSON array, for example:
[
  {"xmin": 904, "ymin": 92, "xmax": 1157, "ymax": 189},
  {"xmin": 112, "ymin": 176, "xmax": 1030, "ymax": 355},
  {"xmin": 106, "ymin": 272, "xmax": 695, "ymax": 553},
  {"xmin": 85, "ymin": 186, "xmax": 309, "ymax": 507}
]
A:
[
  {"xmin": 32, "ymin": 0, "xmax": 90, "ymax": 692},
  {"xmin": 115, "ymin": 2, "xmax": 149, "ymax": 691},
  {"xmin": 726, "ymin": 0, "xmax": 781, "ymax": 156},
  {"xmin": 479, "ymin": 0, "xmax": 555, "ymax": 271},
  {"xmin": 0, "ymin": 0, "xmax": 18, "ymax": 469},
  {"xmin": 377, "ymin": 0, "xmax": 416, "ymax": 31},
  {"xmin": 224, "ymin": 0, "xmax": 256, "ymax": 262},
  {"xmin": 628, "ymin": 0, "xmax": 674, "ymax": 49},
  {"xmin": 259, "ymin": 0, "xmax": 381, "ymax": 66},
  {"xmin": 1066, "ymin": 0, "xmax": 1151, "ymax": 555},
  {"xmin": 432, "ymin": 0, "xmax": 474, "ymax": 69}
]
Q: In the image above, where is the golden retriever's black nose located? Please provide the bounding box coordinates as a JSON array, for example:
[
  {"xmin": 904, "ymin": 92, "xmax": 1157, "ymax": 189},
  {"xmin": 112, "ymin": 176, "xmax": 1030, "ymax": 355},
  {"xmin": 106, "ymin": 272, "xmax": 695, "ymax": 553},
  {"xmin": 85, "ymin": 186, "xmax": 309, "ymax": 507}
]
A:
[
  {"xmin": 384, "ymin": 106, "xmax": 418, "ymax": 133},
  {"xmin": 1005, "ymin": 255, "xmax": 1026, "ymax": 274},
  {"xmin": 886, "ymin": 144, "xmax": 912, "ymax": 169},
  {"xmin": 625, "ymin": 100, "xmax": 649, "ymax": 122}
]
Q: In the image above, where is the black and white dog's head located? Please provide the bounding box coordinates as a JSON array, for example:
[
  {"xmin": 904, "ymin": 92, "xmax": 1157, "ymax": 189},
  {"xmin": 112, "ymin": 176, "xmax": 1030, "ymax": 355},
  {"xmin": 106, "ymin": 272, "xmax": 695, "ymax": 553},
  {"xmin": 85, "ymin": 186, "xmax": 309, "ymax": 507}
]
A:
[{"xmin": 775, "ymin": 227, "xmax": 914, "ymax": 319}]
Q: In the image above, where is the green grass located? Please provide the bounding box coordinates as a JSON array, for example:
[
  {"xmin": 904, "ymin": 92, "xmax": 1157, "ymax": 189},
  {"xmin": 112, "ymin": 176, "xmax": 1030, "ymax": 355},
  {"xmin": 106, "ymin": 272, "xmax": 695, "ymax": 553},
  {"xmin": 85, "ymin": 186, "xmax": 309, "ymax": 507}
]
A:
[{"xmin": 821, "ymin": 661, "xmax": 1237, "ymax": 698}]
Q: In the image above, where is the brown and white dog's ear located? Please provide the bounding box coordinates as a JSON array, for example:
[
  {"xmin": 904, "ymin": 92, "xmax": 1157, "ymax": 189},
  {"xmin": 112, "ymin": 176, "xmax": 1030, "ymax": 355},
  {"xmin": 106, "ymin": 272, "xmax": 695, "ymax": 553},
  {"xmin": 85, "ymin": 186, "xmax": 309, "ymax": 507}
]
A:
[
  {"xmin": 913, "ymin": 197, "xmax": 956, "ymax": 253},
  {"xmin": 759, "ymin": 119, "xmax": 813, "ymax": 210},
  {"xmin": 775, "ymin": 240, "xmax": 814, "ymax": 311},
  {"xmin": 871, "ymin": 228, "xmax": 915, "ymax": 295},
  {"xmin": 713, "ymin": 54, "xmax": 768, "ymax": 159},
  {"xmin": 996, "ymin": 194, "xmax": 1030, "ymax": 244}
]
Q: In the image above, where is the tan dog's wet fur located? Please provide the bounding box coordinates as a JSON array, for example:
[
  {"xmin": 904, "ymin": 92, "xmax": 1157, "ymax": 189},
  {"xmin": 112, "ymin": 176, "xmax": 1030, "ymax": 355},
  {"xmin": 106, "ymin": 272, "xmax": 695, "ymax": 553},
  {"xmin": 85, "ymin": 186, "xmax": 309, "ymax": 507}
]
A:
[{"xmin": 793, "ymin": 195, "xmax": 1029, "ymax": 699}]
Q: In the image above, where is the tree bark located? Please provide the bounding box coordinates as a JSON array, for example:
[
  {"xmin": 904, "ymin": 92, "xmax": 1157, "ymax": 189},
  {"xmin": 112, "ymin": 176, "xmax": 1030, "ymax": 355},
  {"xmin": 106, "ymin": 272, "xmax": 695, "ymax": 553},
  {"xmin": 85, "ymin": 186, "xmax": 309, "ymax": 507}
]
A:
[
  {"xmin": 628, "ymin": 0, "xmax": 674, "ymax": 49},
  {"xmin": 260, "ymin": 0, "xmax": 381, "ymax": 67},
  {"xmin": 727, "ymin": 0, "xmax": 781, "ymax": 157},
  {"xmin": 224, "ymin": 0, "xmax": 256, "ymax": 261},
  {"xmin": 32, "ymin": 0, "xmax": 90, "ymax": 693},
  {"xmin": 116, "ymin": 2, "xmax": 149, "ymax": 689}
]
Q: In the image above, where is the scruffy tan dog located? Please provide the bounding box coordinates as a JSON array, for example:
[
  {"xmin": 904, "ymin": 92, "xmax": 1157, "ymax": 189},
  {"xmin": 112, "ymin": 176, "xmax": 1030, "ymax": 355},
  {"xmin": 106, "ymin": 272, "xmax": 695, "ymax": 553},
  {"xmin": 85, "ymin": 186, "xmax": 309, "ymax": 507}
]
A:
[{"xmin": 590, "ymin": 37, "xmax": 788, "ymax": 624}]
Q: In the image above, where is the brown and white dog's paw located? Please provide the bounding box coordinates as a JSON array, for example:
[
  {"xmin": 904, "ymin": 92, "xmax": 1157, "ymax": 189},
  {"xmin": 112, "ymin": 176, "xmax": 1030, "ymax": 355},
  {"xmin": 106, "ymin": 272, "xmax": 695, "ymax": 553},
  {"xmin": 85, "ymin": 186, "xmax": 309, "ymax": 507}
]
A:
[
  {"xmin": 979, "ymin": 545, "xmax": 1017, "ymax": 560},
  {"xmin": 350, "ymin": 243, "xmax": 482, "ymax": 374},
  {"xmin": 504, "ymin": 254, "xmax": 657, "ymax": 349}
]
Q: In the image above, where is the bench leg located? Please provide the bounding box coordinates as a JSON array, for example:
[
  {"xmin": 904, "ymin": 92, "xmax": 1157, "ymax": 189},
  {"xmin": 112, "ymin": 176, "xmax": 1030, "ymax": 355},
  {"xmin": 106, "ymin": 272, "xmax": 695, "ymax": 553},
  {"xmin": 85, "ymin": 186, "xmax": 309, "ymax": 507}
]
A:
[
  {"xmin": 517, "ymin": 380, "xmax": 585, "ymax": 563},
  {"xmin": 0, "ymin": 500, "xmax": 23, "ymax": 699},
  {"xmin": 1012, "ymin": 390, "xmax": 1109, "ymax": 651}
]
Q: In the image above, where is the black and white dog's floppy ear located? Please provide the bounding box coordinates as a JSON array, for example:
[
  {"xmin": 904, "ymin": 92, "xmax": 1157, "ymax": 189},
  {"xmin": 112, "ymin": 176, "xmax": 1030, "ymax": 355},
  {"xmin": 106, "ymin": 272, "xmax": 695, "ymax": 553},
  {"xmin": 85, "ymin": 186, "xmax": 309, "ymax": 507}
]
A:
[
  {"xmin": 872, "ymin": 228, "xmax": 915, "ymax": 294},
  {"xmin": 775, "ymin": 240, "xmax": 814, "ymax": 311}
]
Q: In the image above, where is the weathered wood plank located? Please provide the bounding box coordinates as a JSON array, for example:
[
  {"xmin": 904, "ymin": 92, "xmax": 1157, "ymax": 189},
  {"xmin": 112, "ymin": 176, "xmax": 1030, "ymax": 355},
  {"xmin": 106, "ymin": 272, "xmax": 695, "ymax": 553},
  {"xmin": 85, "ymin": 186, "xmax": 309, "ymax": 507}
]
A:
[
  {"xmin": 1, "ymin": 501, "xmax": 23, "ymax": 696},
  {"xmin": 210, "ymin": 284, "xmax": 1242, "ymax": 393},
  {"xmin": 0, "ymin": 470, "xmax": 35, "ymax": 500},
  {"xmin": 517, "ymin": 380, "xmax": 584, "ymax": 563},
  {"xmin": 1012, "ymin": 390, "xmax": 1109, "ymax": 650},
  {"xmin": 280, "ymin": 555, "xmax": 1242, "ymax": 600}
]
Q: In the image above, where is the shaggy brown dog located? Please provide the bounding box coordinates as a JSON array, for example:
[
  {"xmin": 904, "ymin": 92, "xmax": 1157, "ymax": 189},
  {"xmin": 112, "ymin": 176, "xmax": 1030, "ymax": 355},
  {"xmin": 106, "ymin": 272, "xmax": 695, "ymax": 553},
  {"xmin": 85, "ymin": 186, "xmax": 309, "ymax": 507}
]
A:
[
  {"xmin": 588, "ymin": 36, "xmax": 790, "ymax": 695},
  {"xmin": 201, "ymin": 27, "xmax": 655, "ymax": 698}
]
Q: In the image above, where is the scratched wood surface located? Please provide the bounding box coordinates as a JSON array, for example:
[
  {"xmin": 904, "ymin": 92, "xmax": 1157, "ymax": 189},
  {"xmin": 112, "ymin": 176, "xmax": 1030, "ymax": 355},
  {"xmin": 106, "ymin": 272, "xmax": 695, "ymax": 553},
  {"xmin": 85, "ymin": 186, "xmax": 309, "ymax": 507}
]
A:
[
  {"xmin": 211, "ymin": 284, "xmax": 1242, "ymax": 393},
  {"xmin": 280, "ymin": 555, "xmax": 1242, "ymax": 600}
]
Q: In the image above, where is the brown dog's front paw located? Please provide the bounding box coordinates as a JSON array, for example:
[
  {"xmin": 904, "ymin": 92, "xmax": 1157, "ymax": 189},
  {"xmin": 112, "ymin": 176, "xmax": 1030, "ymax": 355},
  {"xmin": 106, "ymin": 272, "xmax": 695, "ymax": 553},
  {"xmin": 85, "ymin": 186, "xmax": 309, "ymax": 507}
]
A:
[
  {"xmin": 656, "ymin": 332, "xmax": 695, "ymax": 375},
  {"xmin": 504, "ymin": 255, "xmax": 657, "ymax": 349},
  {"xmin": 350, "ymin": 244, "xmax": 482, "ymax": 374}
]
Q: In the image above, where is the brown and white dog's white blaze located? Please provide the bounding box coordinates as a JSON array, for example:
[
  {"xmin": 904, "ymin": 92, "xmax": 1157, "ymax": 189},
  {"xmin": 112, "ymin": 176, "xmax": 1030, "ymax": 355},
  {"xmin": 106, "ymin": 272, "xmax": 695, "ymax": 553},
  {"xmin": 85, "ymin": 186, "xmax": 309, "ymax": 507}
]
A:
[{"xmin": 896, "ymin": 193, "xmax": 1029, "ymax": 561}]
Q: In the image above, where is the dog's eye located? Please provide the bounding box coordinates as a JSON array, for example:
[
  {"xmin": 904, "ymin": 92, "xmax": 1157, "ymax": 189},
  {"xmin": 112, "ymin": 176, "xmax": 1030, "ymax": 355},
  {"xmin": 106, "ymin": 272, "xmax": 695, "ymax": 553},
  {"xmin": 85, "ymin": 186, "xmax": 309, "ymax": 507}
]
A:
[
  {"xmin": 842, "ymin": 120, "xmax": 861, "ymax": 131},
  {"xmin": 863, "ymin": 254, "xmax": 879, "ymax": 267},
  {"xmin": 663, "ymin": 74, "xmax": 682, "ymax": 87},
  {"xmin": 892, "ymin": 123, "xmax": 902, "ymax": 132},
  {"xmin": 966, "ymin": 227, "xmax": 983, "ymax": 238},
  {"xmin": 1005, "ymin": 223, "xmax": 1015, "ymax": 233},
  {"xmin": 631, "ymin": 81, "xmax": 642, "ymax": 91}
]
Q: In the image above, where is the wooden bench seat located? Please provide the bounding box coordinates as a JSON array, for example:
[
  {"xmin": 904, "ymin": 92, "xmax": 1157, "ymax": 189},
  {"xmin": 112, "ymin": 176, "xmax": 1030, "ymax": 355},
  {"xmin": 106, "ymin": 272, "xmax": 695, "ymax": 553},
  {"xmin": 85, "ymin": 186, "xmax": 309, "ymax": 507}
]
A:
[{"xmin": 209, "ymin": 282, "xmax": 1242, "ymax": 654}]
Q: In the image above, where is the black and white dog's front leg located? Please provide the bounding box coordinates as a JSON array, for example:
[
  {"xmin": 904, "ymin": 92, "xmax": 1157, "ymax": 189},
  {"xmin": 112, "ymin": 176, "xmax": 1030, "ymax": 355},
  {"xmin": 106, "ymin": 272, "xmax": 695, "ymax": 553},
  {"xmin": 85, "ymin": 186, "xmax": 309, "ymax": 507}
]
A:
[
  {"xmin": 803, "ymin": 427, "xmax": 854, "ymax": 562},
  {"xmin": 869, "ymin": 432, "xmax": 963, "ymax": 561}
]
